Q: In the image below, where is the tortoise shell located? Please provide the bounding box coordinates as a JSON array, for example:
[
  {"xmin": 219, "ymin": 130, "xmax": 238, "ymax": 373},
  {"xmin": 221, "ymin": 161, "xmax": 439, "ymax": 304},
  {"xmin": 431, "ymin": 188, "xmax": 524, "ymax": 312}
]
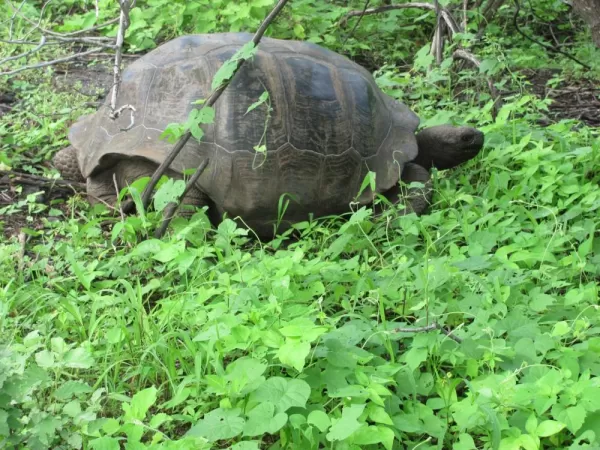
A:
[{"xmin": 69, "ymin": 33, "xmax": 420, "ymax": 231}]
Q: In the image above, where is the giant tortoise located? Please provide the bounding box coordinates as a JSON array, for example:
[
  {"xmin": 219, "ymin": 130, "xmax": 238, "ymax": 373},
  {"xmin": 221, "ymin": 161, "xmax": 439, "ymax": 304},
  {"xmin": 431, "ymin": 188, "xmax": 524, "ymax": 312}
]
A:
[{"xmin": 53, "ymin": 33, "xmax": 484, "ymax": 238}]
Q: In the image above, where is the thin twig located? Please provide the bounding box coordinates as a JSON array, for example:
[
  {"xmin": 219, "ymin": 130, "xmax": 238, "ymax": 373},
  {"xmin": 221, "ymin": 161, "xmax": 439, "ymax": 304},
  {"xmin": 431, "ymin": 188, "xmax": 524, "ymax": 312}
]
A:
[
  {"xmin": 154, "ymin": 159, "xmax": 210, "ymax": 238},
  {"xmin": 341, "ymin": 3, "xmax": 461, "ymax": 34},
  {"xmin": 392, "ymin": 322, "xmax": 463, "ymax": 343},
  {"xmin": 512, "ymin": 0, "xmax": 591, "ymax": 69},
  {"xmin": 342, "ymin": 0, "xmax": 372, "ymax": 47},
  {"xmin": 132, "ymin": 0, "xmax": 291, "ymax": 215},
  {"xmin": 0, "ymin": 35, "xmax": 46, "ymax": 66},
  {"xmin": 0, "ymin": 46, "xmax": 110, "ymax": 76}
]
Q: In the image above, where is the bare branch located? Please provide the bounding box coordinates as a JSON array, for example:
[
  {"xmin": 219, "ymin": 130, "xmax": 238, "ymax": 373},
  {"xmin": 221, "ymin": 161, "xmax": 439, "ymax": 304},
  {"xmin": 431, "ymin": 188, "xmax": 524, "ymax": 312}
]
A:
[
  {"xmin": 109, "ymin": 0, "xmax": 133, "ymax": 115},
  {"xmin": 0, "ymin": 46, "xmax": 112, "ymax": 76},
  {"xmin": 0, "ymin": 35, "xmax": 46, "ymax": 66},
  {"xmin": 60, "ymin": 17, "xmax": 120, "ymax": 36}
]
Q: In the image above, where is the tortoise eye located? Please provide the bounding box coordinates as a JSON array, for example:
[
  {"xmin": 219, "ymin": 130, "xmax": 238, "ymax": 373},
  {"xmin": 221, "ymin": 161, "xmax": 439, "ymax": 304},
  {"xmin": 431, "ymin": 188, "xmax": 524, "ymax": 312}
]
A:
[{"xmin": 461, "ymin": 134, "xmax": 473, "ymax": 142}]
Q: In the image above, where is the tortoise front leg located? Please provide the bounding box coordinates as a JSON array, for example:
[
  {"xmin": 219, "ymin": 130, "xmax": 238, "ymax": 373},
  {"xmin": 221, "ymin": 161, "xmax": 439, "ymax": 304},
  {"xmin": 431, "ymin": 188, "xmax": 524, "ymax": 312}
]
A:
[
  {"xmin": 53, "ymin": 146, "xmax": 85, "ymax": 183},
  {"xmin": 379, "ymin": 163, "xmax": 433, "ymax": 216},
  {"xmin": 87, "ymin": 159, "xmax": 209, "ymax": 212}
]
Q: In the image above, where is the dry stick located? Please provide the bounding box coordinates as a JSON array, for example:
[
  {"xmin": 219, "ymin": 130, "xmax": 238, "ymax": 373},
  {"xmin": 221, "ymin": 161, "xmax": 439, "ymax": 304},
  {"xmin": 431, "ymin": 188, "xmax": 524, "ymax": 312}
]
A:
[
  {"xmin": 17, "ymin": 231, "xmax": 27, "ymax": 272},
  {"xmin": 154, "ymin": 159, "xmax": 210, "ymax": 239},
  {"xmin": 109, "ymin": 0, "xmax": 133, "ymax": 117},
  {"xmin": 431, "ymin": 0, "xmax": 444, "ymax": 65},
  {"xmin": 462, "ymin": 0, "xmax": 469, "ymax": 30},
  {"xmin": 131, "ymin": 0, "xmax": 291, "ymax": 215},
  {"xmin": 392, "ymin": 322, "xmax": 463, "ymax": 343},
  {"xmin": 341, "ymin": 3, "xmax": 461, "ymax": 34},
  {"xmin": 0, "ymin": 170, "xmax": 87, "ymax": 192},
  {"xmin": 0, "ymin": 35, "xmax": 45, "ymax": 66}
]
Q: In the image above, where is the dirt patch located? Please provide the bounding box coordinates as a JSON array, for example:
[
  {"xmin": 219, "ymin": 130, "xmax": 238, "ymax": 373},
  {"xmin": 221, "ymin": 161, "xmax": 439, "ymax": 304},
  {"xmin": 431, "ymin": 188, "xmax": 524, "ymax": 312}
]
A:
[{"xmin": 522, "ymin": 68, "xmax": 600, "ymax": 126}]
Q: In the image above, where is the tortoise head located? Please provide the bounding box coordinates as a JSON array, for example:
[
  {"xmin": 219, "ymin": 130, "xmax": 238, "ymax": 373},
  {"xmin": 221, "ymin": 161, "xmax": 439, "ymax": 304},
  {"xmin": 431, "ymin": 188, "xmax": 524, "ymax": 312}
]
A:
[{"xmin": 413, "ymin": 125, "xmax": 484, "ymax": 171}]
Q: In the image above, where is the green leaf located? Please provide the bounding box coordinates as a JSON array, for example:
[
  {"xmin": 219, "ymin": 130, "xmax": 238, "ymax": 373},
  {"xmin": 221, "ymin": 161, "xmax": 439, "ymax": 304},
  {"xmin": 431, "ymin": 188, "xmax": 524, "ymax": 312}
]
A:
[
  {"xmin": 90, "ymin": 436, "xmax": 120, "ymax": 450},
  {"xmin": 536, "ymin": 420, "xmax": 566, "ymax": 437},
  {"xmin": 64, "ymin": 347, "xmax": 95, "ymax": 369},
  {"xmin": 326, "ymin": 404, "xmax": 365, "ymax": 441},
  {"xmin": 557, "ymin": 405, "xmax": 586, "ymax": 434},
  {"xmin": 307, "ymin": 410, "xmax": 331, "ymax": 432},
  {"xmin": 123, "ymin": 386, "xmax": 158, "ymax": 421},
  {"xmin": 0, "ymin": 409, "xmax": 9, "ymax": 436},
  {"xmin": 35, "ymin": 350, "xmax": 55, "ymax": 368},
  {"xmin": 245, "ymin": 91, "xmax": 269, "ymax": 114},
  {"xmin": 253, "ymin": 377, "xmax": 311, "ymax": 413},
  {"xmin": 243, "ymin": 402, "xmax": 287, "ymax": 436},
  {"xmin": 551, "ymin": 321, "xmax": 570, "ymax": 337},
  {"xmin": 211, "ymin": 42, "xmax": 256, "ymax": 90},
  {"xmin": 154, "ymin": 178, "xmax": 186, "ymax": 212},
  {"xmin": 187, "ymin": 408, "xmax": 245, "ymax": 442},
  {"xmin": 454, "ymin": 433, "xmax": 477, "ymax": 450},
  {"xmin": 231, "ymin": 442, "xmax": 260, "ymax": 450},
  {"xmin": 277, "ymin": 340, "xmax": 311, "ymax": 372},
  {"xmin": 404, "ymin": 347, "xmax": 428, "ymax": 371},
  {"xmin": 367, "ymin": 405, "xmax": 393, "ymax": 425}
]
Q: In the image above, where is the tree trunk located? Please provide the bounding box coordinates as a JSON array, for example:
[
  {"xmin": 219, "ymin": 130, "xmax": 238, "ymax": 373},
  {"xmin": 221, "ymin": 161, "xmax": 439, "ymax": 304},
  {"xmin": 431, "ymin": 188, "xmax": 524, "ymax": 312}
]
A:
[{"xmin": 571, "ymin": 0, "xmax": 600, "ymax": 47}]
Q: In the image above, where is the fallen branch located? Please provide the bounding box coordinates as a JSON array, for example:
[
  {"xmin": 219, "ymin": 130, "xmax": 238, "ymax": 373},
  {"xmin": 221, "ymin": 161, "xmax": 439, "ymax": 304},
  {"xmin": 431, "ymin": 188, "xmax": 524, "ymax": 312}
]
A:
[
  {"xmin": 0, "ymin": 170, "xmax": 87, "ymax": 193},
  {"xmin": 131, "ymin": 0, "xmax": 291, "ymax": 215}
]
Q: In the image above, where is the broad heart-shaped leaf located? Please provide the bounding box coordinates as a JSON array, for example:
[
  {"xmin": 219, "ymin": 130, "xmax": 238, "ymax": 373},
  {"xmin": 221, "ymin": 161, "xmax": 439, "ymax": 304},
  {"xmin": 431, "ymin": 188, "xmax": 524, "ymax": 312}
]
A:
[
  {"xmin": 211, "ymin": 42, "xmax": 256, "ymax": 90},
  {"xmin": 350, "ymin": 424, "xmax": 395, "ymax": 450},
  {"xmin": 556, "ymin": 405, "xmax": 586, "ymax": 434},
  {"xmin": 252, "ymin": 377, "xmax": 310, "ymax": 413},
  {"xmin": 63, "ymin": 347, "xmax": 95, "ymax": 369},
  {"xmin": 123, "ymin": 386, "xmax": 157, "ymax": 422},
  {"xmin": 187, "ymin": 408, "xmax": 245, "ymax": 442},
  {"xmin": 326, "ymin": 404, "xmax": 365, "ymax": 442},
  {"xmin": 307, "ymin": 410, "xmax": 331, "ymax": 432},
  {"xmin": 242, "ymin": 402, "xmax": 287, "ymax": 437},
  {"xmin": 536, "ymin": 420, "xmax": 566, "ymax": 437},
  {"xmin": 0, "ymin": 409, "xmax": 9, "ymax": 436},
  {"xmin": 153, "ymin": 178, "xmax": 186, "ymax": 213},
  {"xmin": 89, "ymin": 436, "xmax": 120, "ymax": 450},
  {"xmin": 278, "ymin": 339, "xmax": 311, "ymax": 372}
]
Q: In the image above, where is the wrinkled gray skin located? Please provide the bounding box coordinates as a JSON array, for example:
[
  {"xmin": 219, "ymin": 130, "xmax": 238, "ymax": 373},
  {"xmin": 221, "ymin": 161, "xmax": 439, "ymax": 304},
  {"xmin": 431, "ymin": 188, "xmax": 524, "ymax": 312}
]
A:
[{"xmin": 53, "ymin": 33, "xmax": 484, "ymax": 239}]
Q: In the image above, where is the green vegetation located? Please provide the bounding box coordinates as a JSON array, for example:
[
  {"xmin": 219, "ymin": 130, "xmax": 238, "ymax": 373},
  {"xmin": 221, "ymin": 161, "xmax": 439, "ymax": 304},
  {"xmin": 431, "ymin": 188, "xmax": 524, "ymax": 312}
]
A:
[{"xmin": 1, "ymin": 1, "xmax": 600, "ymax": 449}]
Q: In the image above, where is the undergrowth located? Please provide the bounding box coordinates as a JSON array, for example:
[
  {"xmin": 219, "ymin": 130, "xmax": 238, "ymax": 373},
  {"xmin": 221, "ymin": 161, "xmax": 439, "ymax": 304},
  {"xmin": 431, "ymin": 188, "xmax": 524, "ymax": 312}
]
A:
[{"xmin": 2, "ymin": 0, "xmax": 600, "ymax": 449}]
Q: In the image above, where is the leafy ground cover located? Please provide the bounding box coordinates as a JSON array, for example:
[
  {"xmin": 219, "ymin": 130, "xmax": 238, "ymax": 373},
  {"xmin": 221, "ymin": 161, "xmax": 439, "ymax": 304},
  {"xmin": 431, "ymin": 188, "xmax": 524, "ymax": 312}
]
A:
[{"xmin": 1, "ymin": 1, "xmax": 600, "ymax": 449}]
